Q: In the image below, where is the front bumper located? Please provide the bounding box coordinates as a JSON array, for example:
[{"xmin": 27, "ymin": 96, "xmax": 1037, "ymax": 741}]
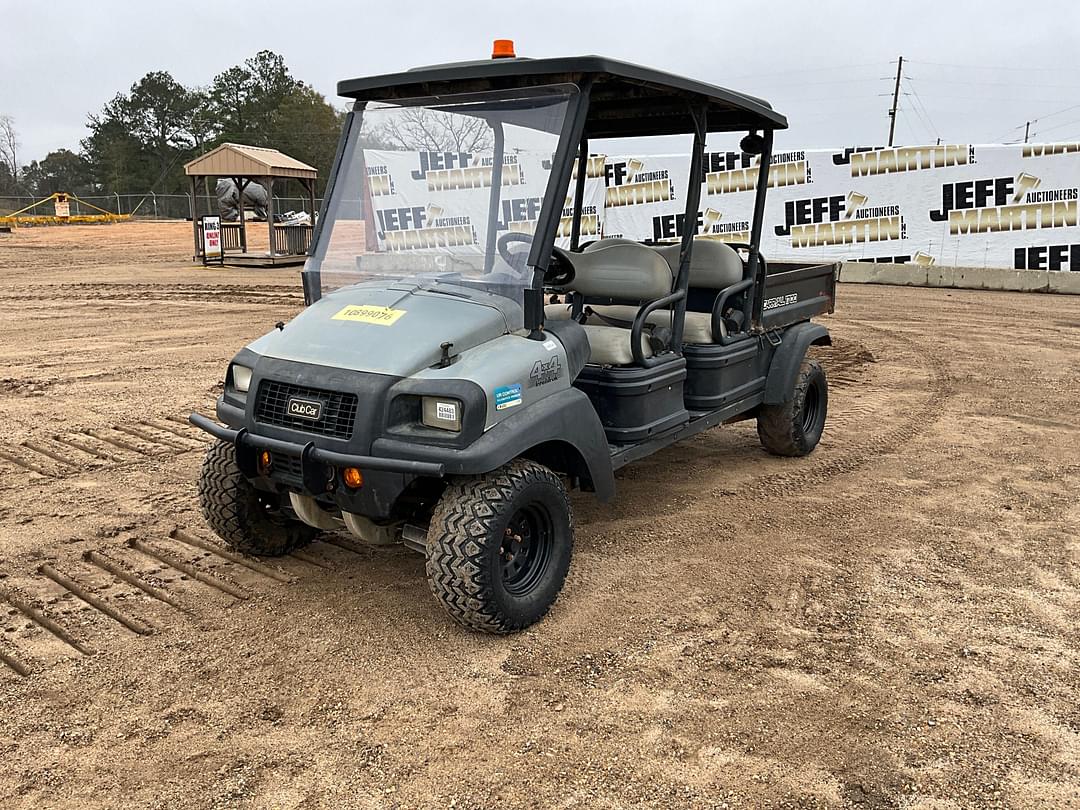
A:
[
  {"xmin": 190, "ymin": 412, "xmax": 445, "ymax": 521},
  {"xmin": 190, "ymin": 412, "xmax": 445, "ymax": 478}
]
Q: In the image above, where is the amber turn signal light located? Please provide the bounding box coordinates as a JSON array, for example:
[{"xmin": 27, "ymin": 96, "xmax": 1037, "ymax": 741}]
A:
[
  {"xmin": 492, "ymin": 39, "xmax": 516, "ymax": 59},
  {"xmin": 342, "ymin": 467, "xmax": 364, "ymax": 489},
  {"xmin": 257, "ymin": 450, "xmax": 272, "ymax": 475}
]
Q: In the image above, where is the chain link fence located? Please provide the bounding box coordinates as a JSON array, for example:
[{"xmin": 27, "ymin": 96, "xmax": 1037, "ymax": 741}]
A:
[{"xmin": 0, "ymin": 193, "xmax": 322, "ymax": 220}]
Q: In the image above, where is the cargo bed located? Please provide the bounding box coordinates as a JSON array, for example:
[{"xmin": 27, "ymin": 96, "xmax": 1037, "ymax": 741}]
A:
[{"xmin": 758, "ymin": 261, "xmax": 838, "ymax": 330}]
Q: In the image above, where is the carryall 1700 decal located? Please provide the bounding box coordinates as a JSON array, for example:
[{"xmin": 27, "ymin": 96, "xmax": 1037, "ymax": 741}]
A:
[{"xmin": 763, "ymin": 293, "xmax": 799, "ymax": 311}]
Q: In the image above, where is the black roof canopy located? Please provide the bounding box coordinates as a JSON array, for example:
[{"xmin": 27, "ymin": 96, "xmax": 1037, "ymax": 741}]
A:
[{"xmin": 337, "ymin": 55, "xmax": 787, "ymax": 137}]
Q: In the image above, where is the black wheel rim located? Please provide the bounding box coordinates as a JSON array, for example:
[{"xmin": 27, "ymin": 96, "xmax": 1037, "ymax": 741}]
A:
[
  {"xmin": 500, "ymin": 503, "xmax": 554, "ymax": 597},
  {"xmin": 802, "ymin": 380, "xmax": 821, "ymax": 433}
]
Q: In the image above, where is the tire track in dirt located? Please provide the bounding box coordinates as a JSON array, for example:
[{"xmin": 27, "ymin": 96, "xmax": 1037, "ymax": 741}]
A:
[
  {"xmin": 732, "ymin": 323, "xmax": 952, "ymax": 499},
  {"xmin": 0, "ymin": 413, "xmax": 211, "ymax": 481},
  {"xmin": 584, "ymin": 324, "xmax": 950, "ymax": 536},
  {"xmin": 0, "ymin": 524, "xmax": 372, "ymax": 679}
]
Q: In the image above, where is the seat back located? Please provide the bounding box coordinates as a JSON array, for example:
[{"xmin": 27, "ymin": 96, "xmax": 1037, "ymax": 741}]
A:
[
  {"xmin": 651, "ymin": 238, "xmax": 743, "ymax": 289},
  {"xmin": 582, "ymin": 237, "xmax": 642, "ymax": 252},
  {"xmin": 563, "ymin": 242, "xmax": 672, "ymax": 301}
]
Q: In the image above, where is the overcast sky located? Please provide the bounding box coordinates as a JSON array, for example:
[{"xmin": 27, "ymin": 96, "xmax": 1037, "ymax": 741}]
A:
[{"xmin": 4, "ymin": 0, "xmax": 1080, "ymax": 165}]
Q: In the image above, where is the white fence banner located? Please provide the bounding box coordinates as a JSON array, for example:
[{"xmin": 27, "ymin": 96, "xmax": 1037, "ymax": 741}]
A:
[
  {"xmin": 599, "ymin": 143, "xmax": 1080, "ymax": 271},
  {"xmin": 355, "ymin": 143, "xmax": 1080, "ymax": 271}
]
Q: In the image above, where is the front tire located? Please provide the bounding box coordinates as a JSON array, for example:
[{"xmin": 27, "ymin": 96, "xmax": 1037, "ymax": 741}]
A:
[
  {"xmin": 757, "ymin": 358, "xmax": 828, "ymax": 457},
  {"xmin": 198, "ymin": 439, "xmax": 317, "ymax": 556},
  {"xmin": 425, "ymin": 459, "xmax": 573, "ymax": 633}
]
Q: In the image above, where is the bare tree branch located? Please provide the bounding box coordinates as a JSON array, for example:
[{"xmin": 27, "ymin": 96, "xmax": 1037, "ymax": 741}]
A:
[
  {"xmin": 374, "ymin": 108, "xmax": 492, "ymax": 154},
  {"xmin": 0, "ymin": 115, "xmax": 19, "ymax": 181}
]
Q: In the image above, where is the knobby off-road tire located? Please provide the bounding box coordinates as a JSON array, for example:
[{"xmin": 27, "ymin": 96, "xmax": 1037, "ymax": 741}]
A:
[
  {"xmin": 198, "ymin": 439, "xmax": 317, "ymax": 556},
  {"xmin": 758, "ymin": 358, "xmax": 828, "ymax": 457},
  {"xmin": 426, "ymin": 459, "xmax": 574, "ymax": 634}
]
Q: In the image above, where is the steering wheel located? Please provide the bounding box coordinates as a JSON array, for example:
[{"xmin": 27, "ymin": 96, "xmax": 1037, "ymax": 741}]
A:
[
  {"xmin": 496, "ymin": 232, "xmax": 534, "ymax": 276},
  {"xmin": 496, "ymin": 232, "xmax": 577, "ymax": 288},
  {"xmin": 547, "ymin": 246, "xmax": 576, "ymax": 288}
]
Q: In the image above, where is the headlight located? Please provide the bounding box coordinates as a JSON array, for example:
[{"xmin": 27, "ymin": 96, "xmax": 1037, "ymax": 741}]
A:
[
  {"xmin": 421, "ymin": 397, "xmax": 462, "ymax": 432},
  {"xmin": 231, "ymin": 364, "xmax": 253, "ymax": 393}
]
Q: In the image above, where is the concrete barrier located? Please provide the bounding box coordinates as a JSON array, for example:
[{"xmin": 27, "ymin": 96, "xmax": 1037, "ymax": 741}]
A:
[{"xmin": 838, "ymin": 262, "xmax": 1079, "ymax": 295}]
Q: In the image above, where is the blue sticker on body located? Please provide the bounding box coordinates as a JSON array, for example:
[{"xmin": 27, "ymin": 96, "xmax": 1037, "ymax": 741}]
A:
[{"xmin": 494, "ymin": 383, "xmax": 522, "ymax": 411}]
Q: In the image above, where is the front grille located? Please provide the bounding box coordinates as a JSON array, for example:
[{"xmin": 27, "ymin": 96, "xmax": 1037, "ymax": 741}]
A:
[
  {"xmin": 254, "ymin": 380, "xmax": 358, "ymax": 438},
  {"xmin": 272, "ymin": 452, "xmax": 304, "ymax": 483}
]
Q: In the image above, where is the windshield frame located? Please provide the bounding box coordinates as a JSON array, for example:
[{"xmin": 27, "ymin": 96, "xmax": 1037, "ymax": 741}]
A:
[{"xmin": 303, "ymin": 83, "xmax": 591, "ymax": 308}]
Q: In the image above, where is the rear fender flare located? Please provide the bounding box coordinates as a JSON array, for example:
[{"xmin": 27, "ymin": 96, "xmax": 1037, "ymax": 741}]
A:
[{"xmin": 764, "ymin": 322, "xmax": 831, "ymax": 404}]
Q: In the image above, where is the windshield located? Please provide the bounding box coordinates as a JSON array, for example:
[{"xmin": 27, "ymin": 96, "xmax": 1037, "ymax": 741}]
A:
[{"xmin": 306, "ymin": 85, "xmax": 594, "ymax": 304}]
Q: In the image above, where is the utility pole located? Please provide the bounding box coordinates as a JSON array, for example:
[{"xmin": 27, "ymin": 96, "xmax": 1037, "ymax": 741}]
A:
[
  {"xmin": 887, "ymin": 56, "xmax": 904, "ymax": 147},
  {"xmin": 1024, "ymin": 121, "xmax": 1031, "ymax": 143}
]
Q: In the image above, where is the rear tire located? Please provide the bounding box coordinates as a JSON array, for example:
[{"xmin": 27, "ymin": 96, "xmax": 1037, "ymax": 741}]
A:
[
  {"xmin": 425, "ymin": 459, "xmax": 573, "ymax": 633},
  {"xmin": 757, "ymin": 358, "xmax": 828, "ymax": 457},
  {"xmin": 198, "ymin": 439, "xmax": 317, "ymax": 556}
]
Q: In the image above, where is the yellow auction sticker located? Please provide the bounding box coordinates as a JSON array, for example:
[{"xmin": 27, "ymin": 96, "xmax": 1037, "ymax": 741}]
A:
[{"xmin": 331, "ymin": 305, "xmax": 406, "ymax": 326}]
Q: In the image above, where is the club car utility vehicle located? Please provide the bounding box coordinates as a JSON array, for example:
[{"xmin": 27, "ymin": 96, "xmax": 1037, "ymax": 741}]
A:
[{"xmin": 192, "ymin": 46, "xmax": 837, "ymax": 633}]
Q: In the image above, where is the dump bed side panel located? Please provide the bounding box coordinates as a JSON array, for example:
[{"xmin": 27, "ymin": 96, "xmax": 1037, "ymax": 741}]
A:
[{"xmin": 760, "ymin": 261, "xmax": 838, "ymax": 330}]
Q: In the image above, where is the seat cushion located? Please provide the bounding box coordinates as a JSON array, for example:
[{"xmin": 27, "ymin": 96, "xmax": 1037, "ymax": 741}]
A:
[
  {"xmin": 581, "ymin": 324, "xmax": 654, "ymax": 366},
  {"xmin": 587, "ymin": 305, "xmax": 716, "ymax": 344}
]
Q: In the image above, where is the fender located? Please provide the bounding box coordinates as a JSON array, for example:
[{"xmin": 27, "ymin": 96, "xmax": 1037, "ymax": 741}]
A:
[
  {"xmin": 371, "ymin": 386, "xmax": 616, "ymax": 501},
  {"xmin": 763, "ymin": 321, "xmax": 832, "ymax": 404}
]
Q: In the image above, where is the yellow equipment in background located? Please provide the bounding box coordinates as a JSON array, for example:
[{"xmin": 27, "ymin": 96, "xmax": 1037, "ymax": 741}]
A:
[{"xmin": 0, "ymin": 192, "xmax": 131, "ymax": 226}]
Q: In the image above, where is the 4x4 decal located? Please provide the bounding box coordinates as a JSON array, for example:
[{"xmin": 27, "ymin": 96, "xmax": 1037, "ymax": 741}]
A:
[{"xmin": 528, "ymin": 356, "xmax": 562, "ymax": 387}]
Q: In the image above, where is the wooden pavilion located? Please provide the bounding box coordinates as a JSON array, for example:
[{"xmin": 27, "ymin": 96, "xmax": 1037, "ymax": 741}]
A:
[{"xmin": 184, "ymin": 143, "xmax": 318, "ymax": 267}]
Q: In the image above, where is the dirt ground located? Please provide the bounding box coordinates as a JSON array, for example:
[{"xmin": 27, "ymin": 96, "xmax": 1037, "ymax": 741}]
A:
[{"xmin": 0, "ymin": 221, "xmax": 1077, "ymax": 809}]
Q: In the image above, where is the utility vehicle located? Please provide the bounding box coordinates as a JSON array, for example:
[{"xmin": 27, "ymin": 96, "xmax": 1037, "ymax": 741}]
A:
[{"xmin": 191, "ymin": 46, "xmax": 837, "ymax": 633}]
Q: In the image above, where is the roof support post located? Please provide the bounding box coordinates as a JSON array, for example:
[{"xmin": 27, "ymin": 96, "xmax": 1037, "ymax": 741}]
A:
[
  {"xmin": 670, "ymin": 104, "xmax": 708, "ymax": 350},
  {"xmin": 482, "ymin": 122, "xmax": 505, "ymax": 276},
  {"xmin": 569, "ymin": 136, "xmax": 589, "ymax": 250},
  {"xmin": 527, "ymin": 79, "xmax": 592, "ymax": 275},
  {"xmin": 744, "ymin": 129, "xmax": 773, "ymax": 331},
  {"xmin": 523, "ymin": 80, "xmax": 593, "ymax": 337}
]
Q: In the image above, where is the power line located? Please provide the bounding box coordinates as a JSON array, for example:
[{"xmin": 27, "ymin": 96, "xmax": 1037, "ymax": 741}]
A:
[
  {"xmin": 897, "ymin": 108, "xmax": 929, "ymax": 145},
  {"xmin": 1022, "ymin": 102, "xmax": 1080, "ymax": 125},
  {"xmin": 1031, "ymin": 116, "xmax": 1080, "ymax": 139},
  {"xmin": 904, "ymin": 78, "xmax": 942, "ymax": 143},
  {"xmin": 887, "ymin": 93, "xmax": 1073, "ymax": 104},
  {"xmin": 742, "ymin": 76, "xmax": 894, "ymax": 88},
  {"xmin": 905, "ymin": 59, "xmax": 1069, "ymax": 73},
  {"xmin": 906, "ymin": 75, "xmax": 1080, "ymax": 89},
  {"xmin": 724, "ymin": 61, "xmax": 893, "ymax": 81}
]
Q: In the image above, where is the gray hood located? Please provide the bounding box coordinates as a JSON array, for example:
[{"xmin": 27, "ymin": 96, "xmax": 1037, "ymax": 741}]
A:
[{"xmin": 248, "ymin": 282, "xmax": 521, "ymax": 377}]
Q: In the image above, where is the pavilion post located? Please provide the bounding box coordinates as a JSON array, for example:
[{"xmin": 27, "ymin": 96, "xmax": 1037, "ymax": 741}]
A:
[
  {"xmin": 307, "ymin": 178, "xmax": 316, "ymax": 254},
  {"xmin": 236, "ymin": 177, "xmax": 249, "ymax": 254},
  {"xmin": 266, "ymin": 176, "xmax": 275, "ymax": 256},
  {"xmin": 190, "ymin": 175, "xmax": 199, "ymax": 258}
]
